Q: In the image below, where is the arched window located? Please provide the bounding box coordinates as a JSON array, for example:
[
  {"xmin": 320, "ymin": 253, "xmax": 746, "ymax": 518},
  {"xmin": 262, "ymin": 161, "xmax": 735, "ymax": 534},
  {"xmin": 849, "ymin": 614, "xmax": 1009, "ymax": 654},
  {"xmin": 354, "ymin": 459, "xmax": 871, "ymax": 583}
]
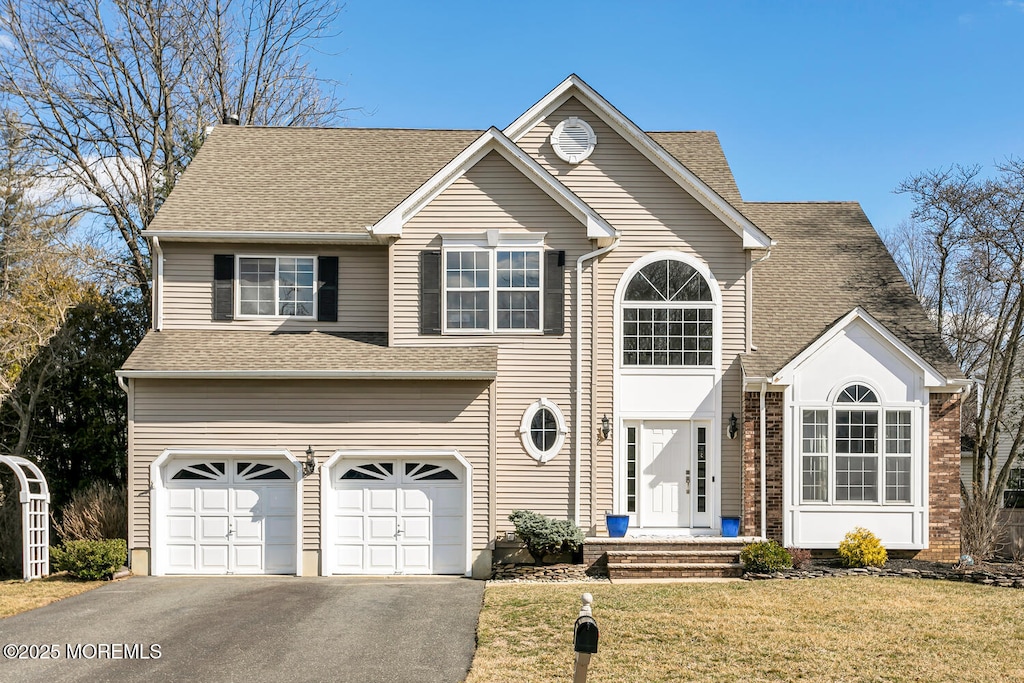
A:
[
  {"xmin": 800, "ymin": 383, "xmax": 912, "ymax": 505},
  {"xmin": 622, "ymin": 259, "xmax": 713, "ymax": 367}
]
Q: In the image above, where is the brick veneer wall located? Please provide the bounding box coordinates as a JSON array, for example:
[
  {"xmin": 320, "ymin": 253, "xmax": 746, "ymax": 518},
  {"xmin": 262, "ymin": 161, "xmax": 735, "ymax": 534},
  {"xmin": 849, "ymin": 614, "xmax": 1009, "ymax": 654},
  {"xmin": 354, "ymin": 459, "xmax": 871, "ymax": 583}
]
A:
[
  {"xmin": 742, "ymin": 390, "xmax": 784, "ymax": 542},
  {"xmin": 913, "ymin": 392, "xmax": 962, "ymax": 562}
]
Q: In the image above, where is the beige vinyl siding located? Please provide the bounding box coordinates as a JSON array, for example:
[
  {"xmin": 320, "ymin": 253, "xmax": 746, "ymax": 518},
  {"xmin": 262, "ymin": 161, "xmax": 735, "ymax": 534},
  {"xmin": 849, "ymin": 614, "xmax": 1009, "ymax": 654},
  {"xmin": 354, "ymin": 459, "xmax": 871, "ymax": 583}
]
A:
[
  {"xmin": 391, "ymin": 150, "xmax": 598, "ymax": 530},
  {"xmin": 130, "ymin": 379, "xmax": 491, "ymax": 552},
  {"xmin": 517, "ymin": 97, "xmax": 748, "ymax": 519},
  {"xmin": 160, "ymin": 243, "xmax": 387, "ymax": 332}
]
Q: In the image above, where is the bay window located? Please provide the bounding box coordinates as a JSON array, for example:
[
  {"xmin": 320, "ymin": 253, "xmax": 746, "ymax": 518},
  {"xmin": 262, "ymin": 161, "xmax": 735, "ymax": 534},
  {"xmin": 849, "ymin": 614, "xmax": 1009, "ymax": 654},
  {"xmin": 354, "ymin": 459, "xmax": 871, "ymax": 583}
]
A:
[{"xmin": 799, "ymin": 384, "xmax": 915, "ymax": 505}]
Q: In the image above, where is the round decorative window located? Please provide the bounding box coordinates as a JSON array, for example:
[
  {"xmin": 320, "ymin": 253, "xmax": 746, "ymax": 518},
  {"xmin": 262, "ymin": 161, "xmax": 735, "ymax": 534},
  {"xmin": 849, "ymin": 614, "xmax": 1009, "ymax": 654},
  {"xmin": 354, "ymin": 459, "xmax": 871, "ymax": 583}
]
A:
[
  {"xmin": 550, "ymin": 117, "xmax": 597, "ymax": 164},
  {"xmin": 519, "ymin": 398, "xmax": 568, "ymax": 463}
]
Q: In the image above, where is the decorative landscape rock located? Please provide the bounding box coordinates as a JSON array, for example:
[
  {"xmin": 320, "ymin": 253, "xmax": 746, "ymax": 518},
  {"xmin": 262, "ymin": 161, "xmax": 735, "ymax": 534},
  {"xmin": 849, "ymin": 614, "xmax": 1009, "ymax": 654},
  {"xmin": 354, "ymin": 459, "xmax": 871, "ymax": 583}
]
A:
[
  {"xmin": 489, "ymin": 562, "xmax": 607, "ymax": 583},
  {"xmin": 742, "ymin": 559, "xmax": 1024, "ymax": 589}
]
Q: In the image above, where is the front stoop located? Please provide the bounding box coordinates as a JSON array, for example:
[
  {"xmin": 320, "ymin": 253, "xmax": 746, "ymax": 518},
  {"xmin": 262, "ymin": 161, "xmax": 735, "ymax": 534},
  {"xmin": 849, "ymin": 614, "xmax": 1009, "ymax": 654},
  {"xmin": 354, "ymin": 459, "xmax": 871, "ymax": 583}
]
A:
[{"xmin": 584, "ymin": 537, "xmax": 758, "ymax": 581}]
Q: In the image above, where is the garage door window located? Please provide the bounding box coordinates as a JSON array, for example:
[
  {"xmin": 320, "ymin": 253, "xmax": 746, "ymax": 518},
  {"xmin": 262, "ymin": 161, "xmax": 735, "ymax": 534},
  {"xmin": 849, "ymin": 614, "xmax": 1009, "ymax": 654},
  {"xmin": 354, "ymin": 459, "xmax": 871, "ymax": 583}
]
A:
[
  {"xmin": 236, "ymin": 462, "xmax": 291, "ymax": 480},
  {"xmin": 170, "ymin": 462, "xmax": 226, "ymax": 481}
]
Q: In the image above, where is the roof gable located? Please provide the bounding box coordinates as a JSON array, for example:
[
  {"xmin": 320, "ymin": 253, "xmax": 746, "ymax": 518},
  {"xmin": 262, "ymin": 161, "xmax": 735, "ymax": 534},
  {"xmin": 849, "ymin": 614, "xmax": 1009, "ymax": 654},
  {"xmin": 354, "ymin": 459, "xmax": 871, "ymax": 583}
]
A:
[
  {"xmin": 371, "ymin": 127, "xmax": 615, "ymax": 240},
  {"xmin": 503, "ymin": 75, "xmax": 772, "ymax": 249},
  {"xmin": 770, "ymin": 308, "xmax": 950, "ymax": 389}
]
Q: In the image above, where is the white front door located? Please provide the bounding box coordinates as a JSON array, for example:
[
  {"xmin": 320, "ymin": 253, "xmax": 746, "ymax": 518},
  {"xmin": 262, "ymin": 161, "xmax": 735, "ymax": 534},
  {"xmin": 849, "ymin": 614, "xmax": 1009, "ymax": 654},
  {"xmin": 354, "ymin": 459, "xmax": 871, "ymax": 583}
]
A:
[
  {"xmin": 164, "ymin": 459, "xmax": 297, "ymax": 575},
  {"xmin": 633, "ymin": 421, "xmax": 713, "ymax": 529},
  {"xmin": 329, "ymin": 460, "xmax": 465, "ymax": 575},
  {"xmin": 641, "ymin": 422, "xmax": 690, "ymax": 527}
]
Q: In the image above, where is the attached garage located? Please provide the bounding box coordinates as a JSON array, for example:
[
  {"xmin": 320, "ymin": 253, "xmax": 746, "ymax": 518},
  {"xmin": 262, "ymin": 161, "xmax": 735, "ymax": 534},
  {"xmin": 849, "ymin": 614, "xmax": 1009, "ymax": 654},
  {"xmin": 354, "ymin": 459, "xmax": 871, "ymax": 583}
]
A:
[
  {"xmin": 150, "ymin": 451, "xmax": 302, "ymax": 575},
  {"xmin": 322, "ymin": 451, "xmax": 471, "ymax": 576}
]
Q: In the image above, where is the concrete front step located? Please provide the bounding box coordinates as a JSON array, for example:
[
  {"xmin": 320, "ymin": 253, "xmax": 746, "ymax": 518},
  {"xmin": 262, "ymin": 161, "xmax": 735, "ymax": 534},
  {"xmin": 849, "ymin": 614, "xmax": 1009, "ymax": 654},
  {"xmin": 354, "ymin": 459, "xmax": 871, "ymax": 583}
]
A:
[{"xmin": 607, "ymin": 561, "xmax": 744, "ymax": 580}]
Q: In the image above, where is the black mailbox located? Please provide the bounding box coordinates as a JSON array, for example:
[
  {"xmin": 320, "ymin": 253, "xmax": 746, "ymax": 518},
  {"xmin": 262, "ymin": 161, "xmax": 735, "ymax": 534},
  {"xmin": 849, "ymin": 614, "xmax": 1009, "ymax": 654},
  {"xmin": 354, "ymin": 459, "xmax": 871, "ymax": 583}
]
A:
[{"xmin": 574, "ymin": 615, "xmax": 599, "ymax": 654}]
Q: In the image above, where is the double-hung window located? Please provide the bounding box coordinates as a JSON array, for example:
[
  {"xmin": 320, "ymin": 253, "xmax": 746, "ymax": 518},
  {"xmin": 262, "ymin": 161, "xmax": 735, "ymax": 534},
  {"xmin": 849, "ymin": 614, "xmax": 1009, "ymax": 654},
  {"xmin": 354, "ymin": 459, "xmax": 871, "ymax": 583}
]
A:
[
  {"xmin": 800, "ymin": 384, "xmax": 914, "ymax": 505},
  {"xmin": 237, "ymin": 256, "xmax": 316, "ymax": 318},
  {"xmin": 443, "ymin": 238, "xmax": 543, "ymax": 333}
]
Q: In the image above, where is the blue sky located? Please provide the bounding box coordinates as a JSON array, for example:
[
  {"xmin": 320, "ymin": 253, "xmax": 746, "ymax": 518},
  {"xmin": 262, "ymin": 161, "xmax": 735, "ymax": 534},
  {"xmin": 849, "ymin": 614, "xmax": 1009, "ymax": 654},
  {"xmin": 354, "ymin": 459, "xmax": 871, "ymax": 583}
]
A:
[{"xmin": 317, "ymin": 1, "xmax": 1024, "ymax": 235}]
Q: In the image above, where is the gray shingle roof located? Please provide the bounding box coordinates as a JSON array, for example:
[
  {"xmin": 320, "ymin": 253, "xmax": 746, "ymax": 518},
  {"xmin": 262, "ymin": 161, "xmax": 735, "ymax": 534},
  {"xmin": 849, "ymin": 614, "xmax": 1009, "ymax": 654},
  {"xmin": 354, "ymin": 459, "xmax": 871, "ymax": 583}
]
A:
[
  {"xmin": 120, "ymin": 330, "xmax": 497, "ymax": 377},
  {"xmin": 148, "ymin": 127, "xmax": 744, "ymax": 235},
  {"xmin": 149, "ymin": 127, "xmax": 483, "ymax": 234},
  {"xmin": 648, "ymin": 131, "xmax": 742, "ymax": 205},
  {"xmin": 740, "ymin": 202, "xmax": 962, "ymax": 381}
]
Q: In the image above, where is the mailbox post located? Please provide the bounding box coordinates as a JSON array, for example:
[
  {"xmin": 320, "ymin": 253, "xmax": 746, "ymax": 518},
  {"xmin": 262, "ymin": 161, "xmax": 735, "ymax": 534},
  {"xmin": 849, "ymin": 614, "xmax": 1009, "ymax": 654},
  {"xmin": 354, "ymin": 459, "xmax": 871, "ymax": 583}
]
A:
[{"xmin": 573, "ymin": 593, "xmax": 598, "ymax": 683}]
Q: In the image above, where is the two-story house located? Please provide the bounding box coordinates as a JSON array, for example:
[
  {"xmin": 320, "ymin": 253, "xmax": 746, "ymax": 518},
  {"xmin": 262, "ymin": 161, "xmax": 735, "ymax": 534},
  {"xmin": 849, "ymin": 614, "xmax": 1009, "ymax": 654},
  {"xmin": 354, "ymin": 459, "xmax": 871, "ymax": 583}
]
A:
[{"xmin": 118, "ymin": 75, "xmax": 967, "ymax": 578}]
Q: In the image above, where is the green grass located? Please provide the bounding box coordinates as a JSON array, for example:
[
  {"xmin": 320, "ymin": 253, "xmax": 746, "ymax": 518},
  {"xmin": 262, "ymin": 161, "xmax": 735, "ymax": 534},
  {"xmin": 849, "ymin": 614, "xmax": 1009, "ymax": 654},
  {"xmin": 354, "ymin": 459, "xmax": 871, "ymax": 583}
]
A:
[
  {"xmin": 467, "ymin": 578, "xmax": 1024, "ymax": 682},
  {"xmin": 0, "ymin": 575, "xmax": 104, "ymax": 618}
]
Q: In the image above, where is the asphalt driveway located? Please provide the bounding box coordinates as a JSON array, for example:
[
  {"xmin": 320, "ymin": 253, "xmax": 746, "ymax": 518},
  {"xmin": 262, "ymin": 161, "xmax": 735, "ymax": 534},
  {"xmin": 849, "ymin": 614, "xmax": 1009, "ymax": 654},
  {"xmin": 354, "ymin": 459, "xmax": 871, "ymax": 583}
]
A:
[{"xmin": 0, "ymin": 576, "xmax": 484, "ymax": 683}]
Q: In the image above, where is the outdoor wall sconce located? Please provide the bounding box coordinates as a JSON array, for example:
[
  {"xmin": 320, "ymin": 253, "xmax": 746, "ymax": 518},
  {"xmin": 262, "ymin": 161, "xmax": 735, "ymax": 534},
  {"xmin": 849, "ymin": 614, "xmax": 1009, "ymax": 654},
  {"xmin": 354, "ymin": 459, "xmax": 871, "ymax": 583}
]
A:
[
  {"xmin": 728, "ymin": 413, "xmax": 739, "ymax": 440},
  {"xmin": 600, "ymin": 414, "xmax": 611, "ymax": 441},
  {"xmin": 304, "ymin": 445, "xmax": 317, "ymax": 476}
]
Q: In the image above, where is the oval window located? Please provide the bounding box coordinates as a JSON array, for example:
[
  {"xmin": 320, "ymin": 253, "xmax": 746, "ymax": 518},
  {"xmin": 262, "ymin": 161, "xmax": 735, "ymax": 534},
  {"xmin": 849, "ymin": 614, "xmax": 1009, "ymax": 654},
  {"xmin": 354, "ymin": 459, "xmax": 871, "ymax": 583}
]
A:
[{"xmin": 520, "ymin": 398, "xmax": 567, "ymax": 463}]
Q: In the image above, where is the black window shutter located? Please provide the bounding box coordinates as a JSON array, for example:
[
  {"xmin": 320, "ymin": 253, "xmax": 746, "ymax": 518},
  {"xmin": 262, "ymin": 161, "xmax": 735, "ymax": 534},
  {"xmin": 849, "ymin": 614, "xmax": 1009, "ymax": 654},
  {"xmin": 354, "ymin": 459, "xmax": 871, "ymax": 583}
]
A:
[
  {"xmin": 317, "ymin": 256, "xmax": 339, "ymax": 322},
  {"xmin": 420, "ymin": 250, "xmax": 442, "ymax": 335},
  {"xmin": 213, "ymin": 254, "xmax": 234, "ymax": 320},
  {"xmin": 544, "ymin": 250, "xmax": 566, "ymax": 335}
]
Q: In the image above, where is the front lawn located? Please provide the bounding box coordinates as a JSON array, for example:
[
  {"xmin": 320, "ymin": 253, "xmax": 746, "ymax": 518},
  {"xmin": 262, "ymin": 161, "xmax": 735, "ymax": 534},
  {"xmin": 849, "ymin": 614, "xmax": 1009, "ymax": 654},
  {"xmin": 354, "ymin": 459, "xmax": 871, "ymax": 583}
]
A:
[
  {"xmin": 0, "ymin": 576, "xmax": 104, "ymax": 618},
  {"xmin": 468, "ymin": 578, "xmax": 1024, "ymax": 682}
]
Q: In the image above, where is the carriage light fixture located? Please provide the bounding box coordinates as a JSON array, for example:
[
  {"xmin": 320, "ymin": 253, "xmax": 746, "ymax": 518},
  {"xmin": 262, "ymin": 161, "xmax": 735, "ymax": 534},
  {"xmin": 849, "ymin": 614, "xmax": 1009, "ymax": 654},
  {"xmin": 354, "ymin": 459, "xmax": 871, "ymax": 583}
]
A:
[
  {"xmin": 304, "ymin": 446, "xmax": 317, "ymax": 476},
  {"xmin": 728, "ymin": 413, "xmax": 739, "ymax": 440},
  {"xmin": 600, "ymin": 414, "xmax": 611, "ymax": 440}
]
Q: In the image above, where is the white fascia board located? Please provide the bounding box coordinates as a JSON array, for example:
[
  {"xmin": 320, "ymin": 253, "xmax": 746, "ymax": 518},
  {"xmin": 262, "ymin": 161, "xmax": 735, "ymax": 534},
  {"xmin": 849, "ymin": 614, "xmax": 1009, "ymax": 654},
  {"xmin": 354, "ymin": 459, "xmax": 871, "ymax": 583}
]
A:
[
  {"xmin": 503, "ymin": 74, "xmax": 772, "ymax": 250},
  {"xmin": 371, "ymin": 127, "xmax": 616, "ymax": 240},
  {"xmin": 144, "ymin": 231, "xmax": 378, "ymax": 243},
  {"xmin": 770, "ymin": 307, "xmax": 949, "ymax": 388},
  {"xmin": 116, "ymin": 369, "xmax": 497, "ymax": 381}
]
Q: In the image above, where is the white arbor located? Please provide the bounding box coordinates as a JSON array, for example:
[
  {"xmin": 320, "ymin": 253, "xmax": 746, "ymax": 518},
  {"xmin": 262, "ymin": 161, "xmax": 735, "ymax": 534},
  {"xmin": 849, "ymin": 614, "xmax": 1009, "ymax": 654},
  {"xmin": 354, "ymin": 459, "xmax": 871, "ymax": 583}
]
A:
[{"xmin": 0, "ymin": 455, "xmax": 49, "ymax": 580}]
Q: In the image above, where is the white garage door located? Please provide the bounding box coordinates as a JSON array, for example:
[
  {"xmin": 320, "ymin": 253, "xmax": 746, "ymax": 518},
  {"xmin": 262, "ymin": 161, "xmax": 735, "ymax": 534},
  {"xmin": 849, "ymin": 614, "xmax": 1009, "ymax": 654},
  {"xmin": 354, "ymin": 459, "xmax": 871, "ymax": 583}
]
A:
[
  {"xmin": 164, "ymin": 459, "xmax": 297, "ymax": 575},
  {"xmin": 329, "ymin": 460, "xmax": 466, "ymax": 575}
]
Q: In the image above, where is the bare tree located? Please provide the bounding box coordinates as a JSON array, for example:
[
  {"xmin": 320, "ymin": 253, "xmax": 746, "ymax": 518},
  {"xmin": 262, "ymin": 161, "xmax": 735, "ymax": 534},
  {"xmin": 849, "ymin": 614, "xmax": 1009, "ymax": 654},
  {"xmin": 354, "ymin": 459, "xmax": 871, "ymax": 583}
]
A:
[
  {"xmin": 0, "ymin": 109, "xmax": 90, "ymax": 454},
  {"xmin": 0, "ymin": 0, "xmax": 346, "ymax": 307},
  {"xmin": 895, "ymin": 159, "xmax": 1024, "ymax": 559}
]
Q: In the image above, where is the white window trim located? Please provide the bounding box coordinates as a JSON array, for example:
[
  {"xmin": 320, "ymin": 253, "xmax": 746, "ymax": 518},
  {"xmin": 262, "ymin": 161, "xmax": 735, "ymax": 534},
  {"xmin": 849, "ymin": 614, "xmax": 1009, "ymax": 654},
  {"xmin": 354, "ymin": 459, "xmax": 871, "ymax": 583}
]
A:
[
  {"xmin": 519, "ymin": 398, "xmax": 568, "ymax": 463},
  {"xmin": 234, "ymin": 254, "xmax": 318, "ymax": 320},
  {"xmin": 798, "ymin": 383, "xmax": 918, "ymax": 507},
  {"xmin": 441, "ymin": 232, "xmax": 545, "ymax": 335}
]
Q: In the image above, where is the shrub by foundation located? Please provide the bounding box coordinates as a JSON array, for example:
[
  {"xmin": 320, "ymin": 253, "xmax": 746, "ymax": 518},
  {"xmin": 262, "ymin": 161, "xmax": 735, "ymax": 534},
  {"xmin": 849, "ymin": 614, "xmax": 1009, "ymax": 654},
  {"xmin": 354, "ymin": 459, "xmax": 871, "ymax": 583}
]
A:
[
  {"xmin": 741, "ymin": 540, "xmax": 793, "ymax": 572},
  {"xmin": 838, "ymin": 527, "xmax": 888, "ymax": 568},
  {"xmin": 508, "ymin": 510, "xmax": 584, "ymax": 565},
  {"xmin": 50, "ymin": 539, "xmax": 127, "ymax": 580}
]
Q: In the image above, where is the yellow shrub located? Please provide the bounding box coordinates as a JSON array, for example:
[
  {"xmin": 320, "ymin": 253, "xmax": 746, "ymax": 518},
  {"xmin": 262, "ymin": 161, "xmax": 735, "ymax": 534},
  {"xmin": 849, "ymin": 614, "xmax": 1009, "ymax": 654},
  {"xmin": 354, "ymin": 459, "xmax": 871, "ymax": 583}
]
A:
[{"xmin": 837, "ymin": 527, "xmax": 887, "ymax": 568}]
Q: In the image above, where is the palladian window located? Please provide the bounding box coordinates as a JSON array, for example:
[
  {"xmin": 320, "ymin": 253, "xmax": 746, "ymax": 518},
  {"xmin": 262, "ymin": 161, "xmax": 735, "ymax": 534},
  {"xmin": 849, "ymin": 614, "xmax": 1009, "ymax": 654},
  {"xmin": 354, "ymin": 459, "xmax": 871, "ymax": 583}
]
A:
[{"xmin": 622, "ymin": 259, "xmax": 713, "ymax": 367}]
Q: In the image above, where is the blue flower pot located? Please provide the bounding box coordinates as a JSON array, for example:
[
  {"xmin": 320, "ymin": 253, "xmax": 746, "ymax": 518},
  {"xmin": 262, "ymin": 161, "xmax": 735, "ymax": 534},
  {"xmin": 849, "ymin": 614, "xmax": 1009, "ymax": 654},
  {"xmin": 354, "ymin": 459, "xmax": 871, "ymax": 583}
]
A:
[
  {"xmin": 606, "ymin": 514, "xmax": 629, "ymax": 538},
  {"xmin": 722, "ymin": 517, "xmax": 740, "ymax": 538}
]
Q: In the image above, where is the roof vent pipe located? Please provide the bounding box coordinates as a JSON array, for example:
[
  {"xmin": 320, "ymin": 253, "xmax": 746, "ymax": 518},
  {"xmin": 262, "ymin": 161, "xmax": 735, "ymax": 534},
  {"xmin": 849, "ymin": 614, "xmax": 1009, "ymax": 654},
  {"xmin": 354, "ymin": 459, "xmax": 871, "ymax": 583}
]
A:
[{"xmin": 222, "ymin": 112, "xmax": 240, "ymax": 125}]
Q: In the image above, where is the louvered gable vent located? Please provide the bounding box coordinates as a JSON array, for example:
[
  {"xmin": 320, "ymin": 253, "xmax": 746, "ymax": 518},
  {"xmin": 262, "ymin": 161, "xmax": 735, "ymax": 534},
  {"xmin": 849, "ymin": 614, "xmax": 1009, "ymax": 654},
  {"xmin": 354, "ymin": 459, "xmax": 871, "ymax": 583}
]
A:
[{"xmin": 550, "ymin": 117, "xmax": 597, "ymax": 164}]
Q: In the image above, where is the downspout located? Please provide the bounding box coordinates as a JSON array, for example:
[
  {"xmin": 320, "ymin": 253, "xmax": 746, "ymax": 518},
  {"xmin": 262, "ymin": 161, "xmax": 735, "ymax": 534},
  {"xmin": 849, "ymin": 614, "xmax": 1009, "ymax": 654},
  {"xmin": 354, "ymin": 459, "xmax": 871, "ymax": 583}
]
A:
[
  {"xmin": 151, "ymin": 236, "xmax": 164, "ymax": 331},
  {"xmin": 575, "ymin": 238, "xmax": 620, "ymax": 526},
  {"xmin": 760, "ymin": 381, "xmax": 767, "ymax": 539}
]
